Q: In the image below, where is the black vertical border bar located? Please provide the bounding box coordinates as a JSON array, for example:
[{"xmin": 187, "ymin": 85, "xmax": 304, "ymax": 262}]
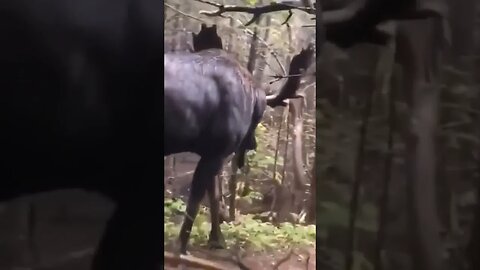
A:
[
  {"xmin": 315, "ymin": 1, "xmax": 323, "ymax": 265},
  {"xmin": 160, "ymin": 0, "xmax": 166, "ymax": 258}
]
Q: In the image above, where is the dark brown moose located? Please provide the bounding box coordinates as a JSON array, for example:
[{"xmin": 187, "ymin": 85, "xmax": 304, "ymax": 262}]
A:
[{"xmin": 164, "ymin": 24, "xmax": 314, "ymax": 254}]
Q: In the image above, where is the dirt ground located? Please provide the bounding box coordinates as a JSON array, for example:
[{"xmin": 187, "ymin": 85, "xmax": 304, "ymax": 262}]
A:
[{"xmin": 164, "ymin": 246, "xmax": 316, "ymax": 270}]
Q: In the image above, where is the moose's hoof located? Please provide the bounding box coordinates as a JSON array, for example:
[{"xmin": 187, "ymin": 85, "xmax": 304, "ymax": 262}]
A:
[
  {"xmin": 179, "ymin": 248, "xmax": 190, "ymax": 255},
  {"xmin": 177, "ymin": 240, "xmax": 190, "ymax": 255}
]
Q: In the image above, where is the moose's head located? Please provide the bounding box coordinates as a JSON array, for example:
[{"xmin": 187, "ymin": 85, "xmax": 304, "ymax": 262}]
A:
[{"xmin": 192, "ymin": 24, "xmax": 223, "ymax": 52}]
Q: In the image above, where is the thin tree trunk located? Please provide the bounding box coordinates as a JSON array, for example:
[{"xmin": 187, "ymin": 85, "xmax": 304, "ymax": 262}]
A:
[
  {"xmin": 397, "ymin": 18, "xmax": 446, "ymax": 270},
  {"xmin": 374, "ymin": 44, "xmax": 398, "ymax": 270},
  {"xmin": 345, "ymin": 52, "xmax": 376, "ymax": 270}
]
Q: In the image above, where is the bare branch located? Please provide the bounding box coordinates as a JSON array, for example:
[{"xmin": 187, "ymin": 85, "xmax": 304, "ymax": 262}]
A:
[{"xmin": 195, "ymin": 0, "xmax": 315, "ymax": 26}]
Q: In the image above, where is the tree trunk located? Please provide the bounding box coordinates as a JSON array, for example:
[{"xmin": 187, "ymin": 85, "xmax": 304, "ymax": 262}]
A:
[{"xmin": 396, "ymin": 18, "xmax": 446, "ymax": 270}]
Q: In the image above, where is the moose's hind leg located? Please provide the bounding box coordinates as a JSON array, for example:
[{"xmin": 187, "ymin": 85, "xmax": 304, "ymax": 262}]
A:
[
  {"xmin": 206, "ymin": 173, "xmax": 226, "ymax": 250},
  {"xmin": 179, "ymin": 156, "xmax": 224, "ymax": 253}
]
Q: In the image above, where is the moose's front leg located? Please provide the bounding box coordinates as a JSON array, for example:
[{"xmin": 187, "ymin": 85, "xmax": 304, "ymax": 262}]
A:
[{"xmin": 179, "ymin": 157, "xmax": 224, "ymax": 254}]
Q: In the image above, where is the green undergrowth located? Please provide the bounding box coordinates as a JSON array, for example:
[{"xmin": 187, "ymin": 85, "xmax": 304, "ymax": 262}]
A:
[{"xmin": 164, "ymin": 198, "xmax": 316, "ymax": 252}]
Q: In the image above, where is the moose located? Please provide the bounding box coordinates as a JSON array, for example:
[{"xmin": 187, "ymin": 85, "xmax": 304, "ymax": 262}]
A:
[{"xmin": 165, "ymin": 24, "xmax": 314, "ymax": 253}]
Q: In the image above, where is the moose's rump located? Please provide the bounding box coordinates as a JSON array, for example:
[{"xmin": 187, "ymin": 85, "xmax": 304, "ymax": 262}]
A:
[{"xmin": 164, "ymin": 51, "xmax": 258, "ymax": 157}]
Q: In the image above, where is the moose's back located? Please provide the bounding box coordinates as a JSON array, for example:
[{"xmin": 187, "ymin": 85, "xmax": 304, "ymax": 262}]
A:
[{"xmin": 164, "ymin": 49, "xmax": 264, "ymax": 158}]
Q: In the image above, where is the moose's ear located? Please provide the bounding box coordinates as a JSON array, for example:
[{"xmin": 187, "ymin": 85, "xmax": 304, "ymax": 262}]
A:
[{"xmin": 201, "ymin": 23, "xmax": 207, "ymax": 30}]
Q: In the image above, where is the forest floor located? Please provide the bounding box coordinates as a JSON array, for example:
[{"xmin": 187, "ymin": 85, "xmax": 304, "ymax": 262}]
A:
[
  {"xmin": 164, "ymin": 245, "xmax": 316, "ymax": 270},
  {"xmin": 164, "ymin": 157, "xmax": 316, "ymax": 270}
]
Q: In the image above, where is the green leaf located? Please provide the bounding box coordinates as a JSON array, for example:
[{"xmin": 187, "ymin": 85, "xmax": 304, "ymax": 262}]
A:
[{"xmin": 244, "ymin": 0, "xmax": 259, "ymax": 6}]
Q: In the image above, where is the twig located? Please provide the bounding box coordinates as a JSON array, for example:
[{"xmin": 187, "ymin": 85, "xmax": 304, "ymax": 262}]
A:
[
  {"xmin": 304, "ymin": 252, "xmax": 311, "ymax": 270},
  {"xmin": 195, "ymin": 0, "xmax": 315, "ymax": 26},
  {"xmin": 292, "ymin": 247, "xmax": 312, "ymax": 270},
  {"xmin": 165, "ymin": 170, "xmax": 194, "ymax": 180},
  {"xmin": 281, "ymin": 10, "xmax": 293, "ymax": 25},
  {"xmin": 272, "ymin": 248, "xmax": 293, "ymax": 269},
  {"xmin": 268, "ymin": 104, "xmax": 289, "ymax": 218},
  {"xmin": 268, "ymin": 73, "xmax": 304, "ymax": 84},
  {"xmin": 282, "ymin": 106, "xmax": 291, "ymax": 182},
  {"xmin": 164, "ymin": 251, "xmax": 228, "ymax": 270}
]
